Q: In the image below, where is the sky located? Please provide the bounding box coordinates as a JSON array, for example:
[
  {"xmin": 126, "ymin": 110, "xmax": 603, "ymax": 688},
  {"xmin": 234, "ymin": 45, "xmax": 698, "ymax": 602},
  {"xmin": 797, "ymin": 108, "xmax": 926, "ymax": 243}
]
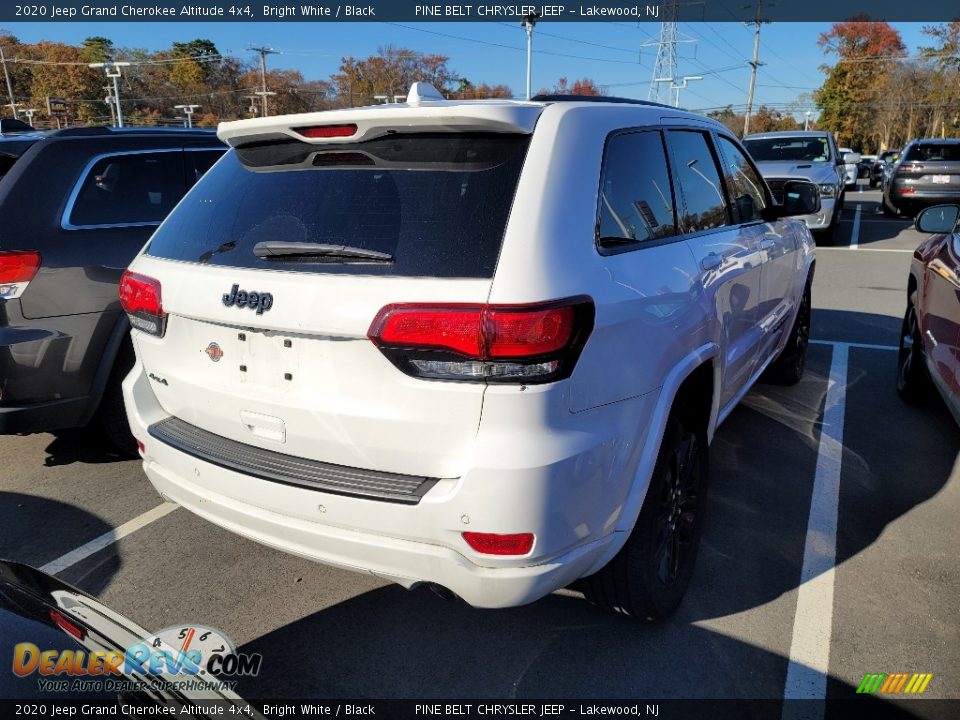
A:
[{"xmin": 1, "ymin": 21, "xmax": 935, "ymax": 114}]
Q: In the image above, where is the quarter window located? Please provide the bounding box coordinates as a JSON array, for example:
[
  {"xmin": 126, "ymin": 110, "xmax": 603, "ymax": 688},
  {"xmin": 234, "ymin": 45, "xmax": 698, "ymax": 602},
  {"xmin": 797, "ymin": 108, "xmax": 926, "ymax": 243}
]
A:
[
  {"xmin": 716, "ymin": 135, "xmax": 768, "ymax": 224},
  {"xmin": 68, "ymin": 151, "xmax": 185, "ymax": 228},
  {"xmin": 666, "ymin": 131, "xmax": 729, "ymax": 234},
  {"xmin": 597, "ymin": 131, "xmax": 676, "ymax": 247}
]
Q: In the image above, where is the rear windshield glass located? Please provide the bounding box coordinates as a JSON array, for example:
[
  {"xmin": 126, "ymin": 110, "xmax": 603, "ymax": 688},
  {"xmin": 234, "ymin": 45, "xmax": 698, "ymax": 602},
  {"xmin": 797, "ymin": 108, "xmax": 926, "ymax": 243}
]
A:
[
  {"xmin": 902, "ymin": 144, "xmax": 960, "ymax": 162},
  {"xmin": 743, "ymin": 137, "xmax": 832, "ymax": 163},
  {"xmin": 146, "ymin": 132, "xmax": 530, "ymax": 279}
]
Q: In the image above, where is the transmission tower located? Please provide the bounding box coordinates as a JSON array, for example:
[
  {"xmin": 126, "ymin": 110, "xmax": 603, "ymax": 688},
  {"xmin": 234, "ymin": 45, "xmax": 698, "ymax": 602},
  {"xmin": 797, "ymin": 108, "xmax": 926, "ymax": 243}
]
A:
[{"xmin": 642, "ymin": 2, "xmax": 695, "ymax": 104}]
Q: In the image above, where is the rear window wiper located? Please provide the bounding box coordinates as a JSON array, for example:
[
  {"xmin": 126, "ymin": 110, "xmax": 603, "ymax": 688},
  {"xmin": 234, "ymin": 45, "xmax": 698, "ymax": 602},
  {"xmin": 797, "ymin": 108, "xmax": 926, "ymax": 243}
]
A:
[{"xmin": 252, "ymin": 241, "xmax": 393, "ymax": 262}]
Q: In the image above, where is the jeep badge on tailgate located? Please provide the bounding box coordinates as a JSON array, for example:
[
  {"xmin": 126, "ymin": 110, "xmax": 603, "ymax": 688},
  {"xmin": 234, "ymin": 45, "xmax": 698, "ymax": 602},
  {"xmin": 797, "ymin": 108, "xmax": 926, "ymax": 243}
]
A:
[{"xmin": 222, "ymin": 284, "xmax": 274, "ymax": 314}]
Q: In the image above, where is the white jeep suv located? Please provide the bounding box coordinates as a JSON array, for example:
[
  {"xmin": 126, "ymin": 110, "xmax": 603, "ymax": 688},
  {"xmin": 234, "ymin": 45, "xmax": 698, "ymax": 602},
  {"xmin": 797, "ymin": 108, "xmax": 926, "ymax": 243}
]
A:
[{"xmin": 120, "ymin": 85, "xmax": 817, "ymax": 619}]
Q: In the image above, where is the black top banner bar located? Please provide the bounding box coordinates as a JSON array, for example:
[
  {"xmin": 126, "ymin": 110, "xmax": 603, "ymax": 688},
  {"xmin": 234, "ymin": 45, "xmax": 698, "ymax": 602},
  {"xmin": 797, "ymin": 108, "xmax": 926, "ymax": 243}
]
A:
[{"xmin": 3, "ymin": 0, "xmax": 959, "ymax": 23}]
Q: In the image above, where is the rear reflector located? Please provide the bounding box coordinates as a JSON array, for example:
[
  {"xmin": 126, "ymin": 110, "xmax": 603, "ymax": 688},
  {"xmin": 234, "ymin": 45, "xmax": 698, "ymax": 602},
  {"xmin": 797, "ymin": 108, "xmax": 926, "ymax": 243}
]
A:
[
  {"xmin": 294, "ymin": 124, "xmax": 358, "ymax": 139},
  {"xmin": 49, "ymin": 610, "xmax": 86, "ymax": 642},
  {"xmin": 119, "ymin": 270, "xmax": 167, "ymax": 337},
  {"xmin": 368, "ymin": 298, "xmax": 594, "ymax": 384},
  {"xmin": 463, "ymin": 532, "xmax": 535, "ymax": 556},
  {"xmin": 0, "ymin": 250, "xmax": 40, "ymax": 300}
]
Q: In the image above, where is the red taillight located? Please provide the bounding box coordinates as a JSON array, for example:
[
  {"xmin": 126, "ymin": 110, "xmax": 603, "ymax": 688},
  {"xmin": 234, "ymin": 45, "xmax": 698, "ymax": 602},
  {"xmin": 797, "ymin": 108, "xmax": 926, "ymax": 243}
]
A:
[
  {"xmin": 463, "ymin": 532, "xmax": 535, "ymax": 556},
  {"xmin": 49, "ymin": 610, "xmax": 86, "ymax": 642},
  {"xmin": 294, "ymin": 124, "xmax": 358, "ymax": 139},
  {"xmin": 368, "ymin": 298, "xmax": 593, "ymax": 384},
  {"xmin": 0, "ymin": 250, "xmax": 40, "ymax": 300},
  {"xmin": 136, "ymin": 439, "xmax": 145, "ymax": 456},
  {"xmin": 899, "ymin": 163, "xmax": 922, "ymax": 173},
  {"xmin": 119, "ymin": 270, "xmax": 167, "ymax": 337}
]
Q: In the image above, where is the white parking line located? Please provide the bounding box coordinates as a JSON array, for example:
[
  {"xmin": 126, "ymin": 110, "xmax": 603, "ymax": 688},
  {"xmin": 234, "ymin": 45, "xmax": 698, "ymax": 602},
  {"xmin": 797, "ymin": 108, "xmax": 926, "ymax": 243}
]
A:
[
  {"xmin": 811, "ymin": 340, "xmax": 897, "ymax": 352},
  {"xmin": 849, "ymin": 204, "xmax": 862, "ymax": 249},
  {"xmin": 40, "ymin": 503, "xmax": 179, "ymax": 576},
  {"xmin": 782, "ymin": 344, "xmax": 848, "ymax": 713},
  {"xmin": 816, "ymin": 247, "xmax": 913, "ymax": 254}
]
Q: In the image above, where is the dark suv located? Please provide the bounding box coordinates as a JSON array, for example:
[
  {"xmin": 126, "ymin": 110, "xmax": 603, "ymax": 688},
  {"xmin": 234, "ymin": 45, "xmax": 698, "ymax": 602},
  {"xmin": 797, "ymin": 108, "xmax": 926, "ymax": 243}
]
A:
[
  {"xmin": 0, "ymin": 126, "xmax": 224, "ymax": 451},
  {"xmin": 883, "ymin": 139, "xmax": 960, "ymax": 217}
]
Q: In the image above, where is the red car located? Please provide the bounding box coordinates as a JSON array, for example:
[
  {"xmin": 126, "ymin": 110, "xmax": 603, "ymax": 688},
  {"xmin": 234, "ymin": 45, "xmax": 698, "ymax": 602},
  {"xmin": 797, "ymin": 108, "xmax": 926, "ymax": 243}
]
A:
[{"xmin": 899, "ymin": 204, "xmax": 960, "ymax": 424}]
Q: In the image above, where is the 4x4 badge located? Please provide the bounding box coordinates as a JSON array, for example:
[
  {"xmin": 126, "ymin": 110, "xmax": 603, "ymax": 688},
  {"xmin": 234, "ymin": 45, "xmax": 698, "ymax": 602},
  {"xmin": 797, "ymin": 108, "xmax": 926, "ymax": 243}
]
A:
[{"xmin": 205, "ymin": 342, "xmax": 224, "ymax": 362}]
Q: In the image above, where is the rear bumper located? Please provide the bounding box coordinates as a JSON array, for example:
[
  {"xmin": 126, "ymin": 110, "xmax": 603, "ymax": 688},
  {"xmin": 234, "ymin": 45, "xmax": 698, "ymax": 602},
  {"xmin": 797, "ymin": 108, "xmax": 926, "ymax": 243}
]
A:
[
  {"xmin": 123, "ymin": 361, "xmax": 649, "ymax": 608},
  {"xmin": 890, "ymin": 187, "xmax": 960, "ymax": 205}
]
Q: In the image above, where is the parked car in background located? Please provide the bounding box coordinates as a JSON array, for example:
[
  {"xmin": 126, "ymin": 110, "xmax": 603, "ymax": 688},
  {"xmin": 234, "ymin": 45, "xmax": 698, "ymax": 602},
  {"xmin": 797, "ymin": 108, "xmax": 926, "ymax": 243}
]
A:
[
  {"xmin": 743, "ymin": 130, "xmax": 845, "ymax": 243},
  {"xmin": 898, "ymin": 204, "xmax": 960, "ymax": 426},
  {"xmin": 871, "ymin": 149, "xmax": 900, "ymax": 188},
  {"xmin": 837, "ymin": 147, "xmax": 862, "ymax": 187},
  {"xmin": 883, "ymin": 139, "xmax": 960, "ymax": 218},
  {"xmin": 121, "ymin": 86, "xmax": 819, "ymax": 620},
  {"xmin": 0, "ymin": 126, "xmax": 225, "ymax": 453},
  {"xmin": 858, "ymin": 155, "xmax": 875, "ymax": 180}
]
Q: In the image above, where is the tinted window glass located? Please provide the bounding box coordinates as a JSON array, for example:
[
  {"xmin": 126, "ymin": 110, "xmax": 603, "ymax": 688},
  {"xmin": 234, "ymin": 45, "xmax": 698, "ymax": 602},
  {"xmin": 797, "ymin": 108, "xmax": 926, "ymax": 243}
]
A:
[
  {"xmin": 667, "ymin": 131, "xmax": 729, "ymax": 234},
  {"xmin": 185, "ymin": 149, "xmax": 225, "ymax": 186},
  {"xmin": 716, "ymin": 135, "xmax": 767, "ymax": 223},
  {"xmin": 743, "ymin": 137, "xmax": 832, "ymax": 163},
  {"xmin": 903, "ymin": 144, "xmax": 960, "ymax": 162},
  {"xmin": 69, "ymin": 151, "xmax": 185, "ymax": 227},
  {"xmin": 597, "ymin": 131, "xmax": 676, "ymax": 246},
  {"xmin": 147, "ymin": 133, "xmax": 530, "ymax": 279}
]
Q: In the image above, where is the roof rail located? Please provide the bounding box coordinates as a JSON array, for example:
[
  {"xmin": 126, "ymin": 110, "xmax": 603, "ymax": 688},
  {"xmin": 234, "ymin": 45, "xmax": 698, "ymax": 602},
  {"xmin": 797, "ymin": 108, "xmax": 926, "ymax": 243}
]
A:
[{"xmin": 531, "ymin": 94, "xmax": 676, "ymax": 110}]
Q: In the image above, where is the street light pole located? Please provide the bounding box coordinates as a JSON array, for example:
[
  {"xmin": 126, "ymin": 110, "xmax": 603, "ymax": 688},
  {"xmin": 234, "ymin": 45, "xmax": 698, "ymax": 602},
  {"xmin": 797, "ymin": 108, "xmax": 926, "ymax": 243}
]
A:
[
  {"xmin": 521, "ymin": 12, "xmax": 541, "ymax": 100},
  {"xmin": 174, "ymin": 104, "xmax": 200, "ymax": 128},
  {"xmin": 671, "ymin": 75, "xmax": 703, "ymax": 108},
  {"xmin": 89, "ymin": 62, "xmax": 131, "ymax": 127},
  {"xmin": 805, "ymin": 111, "xmax": 812, "ymax": 131}
]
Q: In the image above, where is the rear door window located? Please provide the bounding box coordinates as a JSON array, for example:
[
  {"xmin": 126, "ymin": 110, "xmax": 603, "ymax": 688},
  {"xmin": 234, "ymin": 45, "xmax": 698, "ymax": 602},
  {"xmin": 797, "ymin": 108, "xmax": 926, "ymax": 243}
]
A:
[
  {"xmin": 666, "ymin": 130, "xmax": 730, "ymax": 234},
  {"xmin": 146, "ymin": 133, "xmax": 530, "ymax": 279},
  {"xmin": 596, "ymin": 130, "xmax": 677, "ymax": 249},
  {"xmin": 67, "ymin": 151, "xmax": 185, "ymax": 228}
]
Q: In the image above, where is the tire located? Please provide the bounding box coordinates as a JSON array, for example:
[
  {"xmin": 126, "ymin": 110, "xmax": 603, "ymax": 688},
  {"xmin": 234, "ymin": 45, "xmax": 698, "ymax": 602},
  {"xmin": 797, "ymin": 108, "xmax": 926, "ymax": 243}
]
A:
[
  {"xmin": 896, "ymin": 292, "xmax": 930, "ymax": 403},
  {"xmin": 765, "ymin": 281, "xmax": 812, "ymax": 386},
  {"xmin": 583, "ymin": 412, "xmax": 708, "ymax": 621},
  {"xmin": 882, "ymin": 196, "xmax": 899, "ymax": 217},
  {"xmin": 96, "ymin": 341, "xmax": 138, "ymax": 457}
]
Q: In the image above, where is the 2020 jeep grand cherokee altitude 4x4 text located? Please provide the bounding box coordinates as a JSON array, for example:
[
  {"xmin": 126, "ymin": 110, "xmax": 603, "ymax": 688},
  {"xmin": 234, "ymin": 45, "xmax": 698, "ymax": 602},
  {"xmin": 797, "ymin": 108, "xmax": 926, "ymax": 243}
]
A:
[{"xmin": 120, "ymin": 85, "xmax": 818, "ymax": 619}]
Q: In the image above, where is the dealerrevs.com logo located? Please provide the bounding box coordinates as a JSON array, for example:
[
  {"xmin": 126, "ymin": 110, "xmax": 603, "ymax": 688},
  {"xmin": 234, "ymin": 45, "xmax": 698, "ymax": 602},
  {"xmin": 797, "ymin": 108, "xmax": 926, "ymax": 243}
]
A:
[{"xmin": 13, "ymin": 623, "xmax": 262, "ymax": 693}]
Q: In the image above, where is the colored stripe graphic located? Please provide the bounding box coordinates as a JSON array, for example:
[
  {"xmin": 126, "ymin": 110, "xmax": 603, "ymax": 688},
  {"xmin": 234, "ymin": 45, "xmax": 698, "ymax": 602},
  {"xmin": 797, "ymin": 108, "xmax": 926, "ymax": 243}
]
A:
[{"xmin": 857, "ymin": 673, "xmax": 933, "ymax": 695}]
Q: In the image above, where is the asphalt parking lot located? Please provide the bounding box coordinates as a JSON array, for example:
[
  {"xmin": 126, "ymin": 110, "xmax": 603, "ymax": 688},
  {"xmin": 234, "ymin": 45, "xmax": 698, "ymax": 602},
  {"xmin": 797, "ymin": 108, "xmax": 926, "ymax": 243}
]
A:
[{"xmin": 2, "ymin": 183, "xmax": 958, "ymax": 710}]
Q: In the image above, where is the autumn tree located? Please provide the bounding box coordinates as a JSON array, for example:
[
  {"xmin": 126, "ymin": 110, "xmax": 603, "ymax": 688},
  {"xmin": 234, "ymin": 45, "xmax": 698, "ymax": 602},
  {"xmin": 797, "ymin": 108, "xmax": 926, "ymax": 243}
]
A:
[
  {"xmin": 331, "ymin": 46, "xmax": 457, "ymax": 106},
  {"xmin": 814, "ymin": 18, "xmax": 906, "ymax": 150},
  {"xmin": 538, "ymin": 76, "xmax": 602, "ymax": 96}
]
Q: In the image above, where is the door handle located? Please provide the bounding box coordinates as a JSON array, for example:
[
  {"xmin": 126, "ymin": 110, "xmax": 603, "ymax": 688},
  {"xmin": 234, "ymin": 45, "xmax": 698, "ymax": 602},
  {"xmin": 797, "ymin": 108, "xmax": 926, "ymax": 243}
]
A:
[{"xmin": 701, "ymin": 253, "xmax": 722, "ymax": 271}]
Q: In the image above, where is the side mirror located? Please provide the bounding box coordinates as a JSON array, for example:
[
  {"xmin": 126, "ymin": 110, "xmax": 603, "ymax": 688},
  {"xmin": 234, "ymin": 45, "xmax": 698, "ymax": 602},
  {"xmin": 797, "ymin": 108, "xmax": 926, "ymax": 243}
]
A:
[
  {"xmin": 779, "ymin": 180, "xmax": 821, "ymax": 217},
  {"xmin": 916, "ymin": 205, "xmax": 960, "ymax": 234}
]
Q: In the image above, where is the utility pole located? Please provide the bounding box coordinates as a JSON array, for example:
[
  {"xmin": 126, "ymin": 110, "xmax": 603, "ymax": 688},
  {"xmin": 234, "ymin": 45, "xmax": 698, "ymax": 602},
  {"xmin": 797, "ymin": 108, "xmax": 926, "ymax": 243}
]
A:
[
  {"xmin": 244, "ymin": 95, "xmax": 259, "ymax": 116},
  {"xmin": 743, "ymin": 0, "xmax": 769, "ymax": 137},
  {"xmin": 249, "ymin": 46, "xmax": 278, "ymax": 116},
  {"xmin": 521, "ymin": 12, "xmax": 541, "ymax": 100},
  {"xmin": 0, "ymin": 44, "xmax": 17, "ymax": 120}
]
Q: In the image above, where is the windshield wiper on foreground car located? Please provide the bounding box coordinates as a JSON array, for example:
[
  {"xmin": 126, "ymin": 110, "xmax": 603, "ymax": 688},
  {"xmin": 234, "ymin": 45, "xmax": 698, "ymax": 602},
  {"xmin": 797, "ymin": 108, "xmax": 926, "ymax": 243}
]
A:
[{"xmin": 252, "ymin": 241, "xmax": 393, "ymax": 262}]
